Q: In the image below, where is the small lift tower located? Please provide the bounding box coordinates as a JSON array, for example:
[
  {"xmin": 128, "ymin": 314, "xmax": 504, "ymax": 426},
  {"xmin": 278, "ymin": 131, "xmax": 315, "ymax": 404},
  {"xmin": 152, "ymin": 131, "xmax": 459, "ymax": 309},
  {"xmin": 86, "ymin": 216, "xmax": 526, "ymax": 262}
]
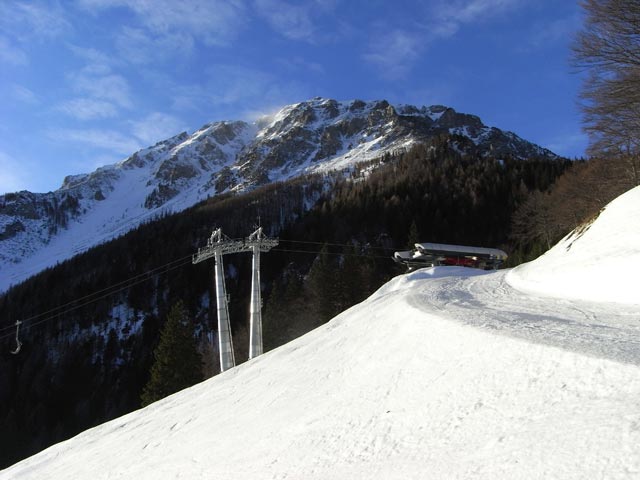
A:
[
  {"xmin": 245, "ymin": 227, "xmax": 279, "ymax": 359},
  {"xmin": 193, "ymin": 229, "xmax": 245, "ymax": 372}
]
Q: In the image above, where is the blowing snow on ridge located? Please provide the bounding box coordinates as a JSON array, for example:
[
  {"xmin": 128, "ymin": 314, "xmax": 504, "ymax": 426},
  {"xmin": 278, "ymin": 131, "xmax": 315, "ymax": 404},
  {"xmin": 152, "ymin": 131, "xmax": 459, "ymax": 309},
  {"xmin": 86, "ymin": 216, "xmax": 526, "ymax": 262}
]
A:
[
  {"xmin": 2, "ymin": 187, "xmax": 638, "ymax": 479},
  {"xmin": 0, "ymin": 98, "xmax": 556, "ymax": 292}
]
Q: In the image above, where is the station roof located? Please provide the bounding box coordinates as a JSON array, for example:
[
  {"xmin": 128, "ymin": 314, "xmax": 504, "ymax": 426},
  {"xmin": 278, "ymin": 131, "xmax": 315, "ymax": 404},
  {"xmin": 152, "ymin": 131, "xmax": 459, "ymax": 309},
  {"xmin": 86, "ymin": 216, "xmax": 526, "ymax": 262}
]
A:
[{"xmin": 415, "ymin": 243, "xmax": 508, "ymax": 260}]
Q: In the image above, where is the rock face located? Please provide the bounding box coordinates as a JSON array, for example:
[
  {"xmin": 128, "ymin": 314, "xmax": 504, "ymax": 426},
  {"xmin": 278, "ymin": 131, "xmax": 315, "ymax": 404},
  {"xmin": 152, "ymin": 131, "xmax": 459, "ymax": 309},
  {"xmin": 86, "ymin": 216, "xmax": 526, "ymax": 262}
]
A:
[{"xmin": 0, "ymin": 97, "xmax": 557, "ymax": 291}]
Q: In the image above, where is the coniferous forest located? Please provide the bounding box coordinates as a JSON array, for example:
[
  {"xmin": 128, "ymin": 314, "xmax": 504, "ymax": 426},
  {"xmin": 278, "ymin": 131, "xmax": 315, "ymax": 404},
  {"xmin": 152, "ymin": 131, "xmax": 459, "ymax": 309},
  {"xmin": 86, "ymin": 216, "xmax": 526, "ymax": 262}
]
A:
[{"xmin": 2, "ymin": 134, "xmax": 636, "ymax": 468}]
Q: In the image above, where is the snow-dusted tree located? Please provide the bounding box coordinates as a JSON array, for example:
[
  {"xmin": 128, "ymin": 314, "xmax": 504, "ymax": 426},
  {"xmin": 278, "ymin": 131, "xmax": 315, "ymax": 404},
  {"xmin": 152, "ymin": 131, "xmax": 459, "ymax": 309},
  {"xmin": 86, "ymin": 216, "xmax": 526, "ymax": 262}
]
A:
[{"xmin": 141, "ymin": 301, "xmax": 203, "ymax": 406}]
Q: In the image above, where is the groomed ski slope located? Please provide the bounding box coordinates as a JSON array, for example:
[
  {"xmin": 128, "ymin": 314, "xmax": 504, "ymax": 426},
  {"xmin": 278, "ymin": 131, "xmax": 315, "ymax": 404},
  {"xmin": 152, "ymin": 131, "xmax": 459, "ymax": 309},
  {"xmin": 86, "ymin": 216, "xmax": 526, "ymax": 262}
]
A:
[{"xmin": 2, "ymin": 187, "xmax": 640, "ymax": 479}]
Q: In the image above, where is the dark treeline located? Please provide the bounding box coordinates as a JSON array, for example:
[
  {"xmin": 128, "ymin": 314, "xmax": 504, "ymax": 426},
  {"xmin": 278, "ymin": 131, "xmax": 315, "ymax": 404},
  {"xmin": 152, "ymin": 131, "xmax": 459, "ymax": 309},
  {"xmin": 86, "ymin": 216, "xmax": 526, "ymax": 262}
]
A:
[{"xmin": 0, "ymin": 136, "xmax": 569, "ymax": 468}]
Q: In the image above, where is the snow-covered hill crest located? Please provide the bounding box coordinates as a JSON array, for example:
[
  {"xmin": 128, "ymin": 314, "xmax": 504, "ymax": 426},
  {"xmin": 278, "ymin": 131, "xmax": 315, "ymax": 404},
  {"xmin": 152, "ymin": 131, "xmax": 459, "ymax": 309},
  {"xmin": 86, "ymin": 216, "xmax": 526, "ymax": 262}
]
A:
[
  {"xmin": 0, "ymin": 98, "xmax": 557, "ymax": 292},
  {"xmin": 506, "ymin": 185, "xmax": 640, "ymax": 304}
]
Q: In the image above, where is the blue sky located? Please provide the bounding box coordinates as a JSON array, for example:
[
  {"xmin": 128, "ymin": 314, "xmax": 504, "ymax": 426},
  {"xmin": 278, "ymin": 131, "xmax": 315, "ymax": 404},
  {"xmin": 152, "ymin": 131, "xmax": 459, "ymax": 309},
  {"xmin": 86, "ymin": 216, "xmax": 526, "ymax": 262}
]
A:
[{"xmin": 1, "ymin": 0, "xmax": 586, "ymax": 193}]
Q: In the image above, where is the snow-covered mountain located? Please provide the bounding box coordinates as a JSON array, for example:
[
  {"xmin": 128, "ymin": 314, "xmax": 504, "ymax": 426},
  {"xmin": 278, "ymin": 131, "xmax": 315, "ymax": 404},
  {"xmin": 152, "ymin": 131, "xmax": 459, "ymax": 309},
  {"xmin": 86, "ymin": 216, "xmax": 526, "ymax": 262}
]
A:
[
  {"xmin": 2, "ymin": 186, "xmax": 638, "ymax": 480},
  {"xmin": 0, "ymin": 98, "xmax": 557, "ymax": 292}
]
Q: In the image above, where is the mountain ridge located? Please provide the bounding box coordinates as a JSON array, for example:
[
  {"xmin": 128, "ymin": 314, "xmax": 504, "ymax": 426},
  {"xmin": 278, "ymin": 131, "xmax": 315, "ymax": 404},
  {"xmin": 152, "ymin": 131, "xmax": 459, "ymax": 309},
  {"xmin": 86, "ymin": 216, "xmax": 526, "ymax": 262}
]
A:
[{"xmin": 0, "ymin": 97, "xmax": 558, "ymax": 292}]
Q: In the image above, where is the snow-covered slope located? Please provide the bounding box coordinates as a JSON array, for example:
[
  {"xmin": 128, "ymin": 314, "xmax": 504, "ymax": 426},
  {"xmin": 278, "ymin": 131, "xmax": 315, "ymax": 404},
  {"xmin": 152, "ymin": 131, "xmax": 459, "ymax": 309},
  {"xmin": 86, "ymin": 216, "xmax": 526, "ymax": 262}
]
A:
[
  {"xmin": 507, "ymin": 185, "xmax": 640, "ymax": 304},
  {"xmin": 2, "ymin": 190, "xmax": 639, "ymax": 479},
  {"xmin": 0, "ymin": 98, "xmax": 557, "ymax": 292}
]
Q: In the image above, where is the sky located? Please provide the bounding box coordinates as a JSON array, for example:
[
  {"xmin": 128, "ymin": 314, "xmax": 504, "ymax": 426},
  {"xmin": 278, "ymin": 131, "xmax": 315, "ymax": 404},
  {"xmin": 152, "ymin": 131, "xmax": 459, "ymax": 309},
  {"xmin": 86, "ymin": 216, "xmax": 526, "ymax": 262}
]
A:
[{"xmin": 0, "ymin": 0, "xmax": 586, "ymax": 194}]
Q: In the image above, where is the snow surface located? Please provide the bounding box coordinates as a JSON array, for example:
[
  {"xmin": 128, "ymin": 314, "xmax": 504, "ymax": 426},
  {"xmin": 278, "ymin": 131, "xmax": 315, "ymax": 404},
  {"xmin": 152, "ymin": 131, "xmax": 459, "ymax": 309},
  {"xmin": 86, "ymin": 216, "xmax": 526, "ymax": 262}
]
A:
[
  {"xmin": 2, "ymin": 187, "xmax": 640, "ymax": 479},
  {"xmin": 507, "ymin": 185, "xmax": 640, "ymax": 305}
]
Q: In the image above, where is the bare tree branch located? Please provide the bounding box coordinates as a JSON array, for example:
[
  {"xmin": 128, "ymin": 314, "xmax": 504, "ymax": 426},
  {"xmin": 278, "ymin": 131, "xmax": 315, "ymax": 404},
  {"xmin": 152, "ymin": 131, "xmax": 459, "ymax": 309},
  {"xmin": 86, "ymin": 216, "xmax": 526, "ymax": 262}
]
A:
[{"xmin": 573, "ymin": 0, "xmax": 640, "ymax": 164}]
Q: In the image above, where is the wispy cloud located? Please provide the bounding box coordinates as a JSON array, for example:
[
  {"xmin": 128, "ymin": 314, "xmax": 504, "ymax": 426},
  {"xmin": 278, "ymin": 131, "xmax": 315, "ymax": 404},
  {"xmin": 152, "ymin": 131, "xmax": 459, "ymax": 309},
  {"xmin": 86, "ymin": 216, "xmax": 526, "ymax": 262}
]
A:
[
  {"xmin": 277, "ymin": 56, "xmax": 325, "ymax": 75},
  {"xmin": 78, "ymin": 0, "xmax": 246, "ymax": 46},
  {"xmin": 57, "ymin": 98, "xmax": 119, "ymax": 120},
  {"xmin": 0, "ymin": 0, "xmax": 70, "ymax": 67},
  {"xmin": 57, "ymin": 46, "xmax": 131, "ymax": 120},
  {"xmin": 115, "ymin": 27, "xmax": 195, "ymax": 65},
  {"xmin": 11, "ymin": 84, "xmax": 39, "ymax": 105},
  {"xmin": 362, "ymin": 0, "xmax": 526, "ymax": 80},
  {"xmin": 209, "ymin": 65, "xmax": 307, "ymax": 107},
  {"xmin": 0, "ymin": 1, "xmax": 70, "ymax": 40},
  {"xmin": 254, "ymin": 0, "xmax": 315, "ymax": 41},
  {"xmin": 170, "ymin": 65, "xmax": 310, "ymax": 122},
  {"xmin": 429, "ymin": 0, "xmax": 525, "ymax": 37},
  {"xmin": 170, "ymin": 85, "xmax": 210, "ymax": 112},
  {"xmin": 49, "ymin": 128, "xmax": 142, "ymax": 155},
  {"xmin": 130, "ymin": 112, "xmax": 189, "ymax": 145},
  {"xmin": 362, "ymin": 29, "xmax": 423, "ymax": 80},
  {"xmin": 70, "ymin": 72, "xmax": 133, "ymax": 109},
  {"xmin": 254, "ymin": 0, "xmax": 340, "ymax": 43},
  {"xmin": 171, "ymin": 66, "xmax": 278, "ymax": 110},
  {"xmin": 67, "ymin": 45, "xmax": 117, "ymax": 70},
  {"xmin": 0, "ymin": 36, "xmax": 28, "ymax": 65}
]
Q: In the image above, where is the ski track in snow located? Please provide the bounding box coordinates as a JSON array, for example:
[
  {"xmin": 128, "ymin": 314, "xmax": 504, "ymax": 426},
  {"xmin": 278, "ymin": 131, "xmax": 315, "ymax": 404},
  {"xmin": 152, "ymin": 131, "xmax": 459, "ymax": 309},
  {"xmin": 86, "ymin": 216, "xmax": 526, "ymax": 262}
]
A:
[{"xmin": 400, "ymin": 268, "xmax": 640, "ymax": 366}]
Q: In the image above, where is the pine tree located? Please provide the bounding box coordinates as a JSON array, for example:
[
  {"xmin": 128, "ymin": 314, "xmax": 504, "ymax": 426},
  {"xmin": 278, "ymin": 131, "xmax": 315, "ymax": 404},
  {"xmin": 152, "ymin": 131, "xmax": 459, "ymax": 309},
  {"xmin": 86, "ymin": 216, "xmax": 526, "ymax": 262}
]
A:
[{"xmin": 141, "ymin": 301, "xmax": 203, "ymax": 407}]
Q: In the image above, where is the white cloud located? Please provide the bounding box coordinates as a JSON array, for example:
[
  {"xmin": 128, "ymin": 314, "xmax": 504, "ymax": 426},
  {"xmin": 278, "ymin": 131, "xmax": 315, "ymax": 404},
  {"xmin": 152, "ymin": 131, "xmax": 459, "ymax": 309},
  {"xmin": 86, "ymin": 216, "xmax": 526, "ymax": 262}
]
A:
[
  {"xmin": 77, "ymin": 0, "xmax": 246, "ymax": 46},
  {"xmin": 130, "ymin": 113, "xmax": 189, "ymax": 145},
  {"xmin": 362, "ymin": 30, "xmax": 423, "ymax": 80},
  {"xmin": 49, "ymin": 128, "xmax": 142, "ymax": 155},
  {"xmin": 57, "ymin": 98, "xmax": 119, "ymax": 120}
]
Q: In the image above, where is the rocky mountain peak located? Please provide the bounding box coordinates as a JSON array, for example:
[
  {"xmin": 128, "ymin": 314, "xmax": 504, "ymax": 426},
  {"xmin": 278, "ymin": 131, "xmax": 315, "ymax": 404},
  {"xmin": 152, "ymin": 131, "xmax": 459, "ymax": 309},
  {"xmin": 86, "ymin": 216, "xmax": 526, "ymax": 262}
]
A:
[{"xmin": 0, "ymin": 97, "xmax": 559, "ymax": 292}]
